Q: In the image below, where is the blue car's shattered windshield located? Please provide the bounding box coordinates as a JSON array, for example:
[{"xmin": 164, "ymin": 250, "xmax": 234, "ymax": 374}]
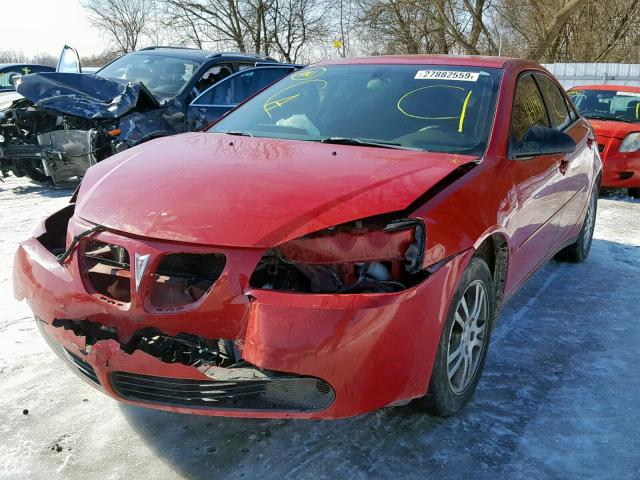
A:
[{"xmin": 97, "ymin": 54, "xmax": 202, "ymax": 100}]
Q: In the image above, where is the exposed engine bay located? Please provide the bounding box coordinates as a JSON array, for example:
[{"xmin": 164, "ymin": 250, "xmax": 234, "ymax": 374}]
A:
[
  {"xmin": 0, "ymin": 73, "xmax": 185, "ymax": 184},
  {"xmin": 250, "ymin": 217, "xmax": 428, "ymax": 293}
]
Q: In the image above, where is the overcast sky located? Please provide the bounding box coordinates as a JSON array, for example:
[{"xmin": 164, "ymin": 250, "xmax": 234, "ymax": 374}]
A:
[{"xmin": 1, "ymin": 0, "xmax": 105, "ymax": 57}]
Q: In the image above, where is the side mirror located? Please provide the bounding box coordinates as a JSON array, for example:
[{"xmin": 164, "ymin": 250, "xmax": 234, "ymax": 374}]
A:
[{"xmin": 513, "ymin": 125, "xmax": 576, "ymax": 159}]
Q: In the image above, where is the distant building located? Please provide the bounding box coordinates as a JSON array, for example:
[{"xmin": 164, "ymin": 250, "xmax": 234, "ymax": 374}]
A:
[{"xmin": 543, "ymin": 63, "xmax": 640, "ymax": 89}]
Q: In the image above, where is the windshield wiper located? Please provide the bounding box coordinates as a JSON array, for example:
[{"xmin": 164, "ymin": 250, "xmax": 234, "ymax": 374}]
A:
[
  {"xmin": 223, "ymin": 130, "xmax": 254, "ymax": 137},
  {"xmin": 319, "ymin": 137, "xmax": 422, "ymax": 151}
]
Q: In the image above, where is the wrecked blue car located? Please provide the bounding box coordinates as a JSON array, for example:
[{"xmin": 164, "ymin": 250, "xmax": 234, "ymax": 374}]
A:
[{"xmin": 0, "ymin": 46, "xmax": 297, "ymax": 184}]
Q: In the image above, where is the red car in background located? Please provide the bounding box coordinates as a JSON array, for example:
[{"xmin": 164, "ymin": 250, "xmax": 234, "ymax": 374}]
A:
[
  {"xmin": 14, "ymin": 56, "xmax": 601, "ymax": 419},
  {"xmin": 568, "ymin": 85, "xmax": 640, "ymax": 197}
]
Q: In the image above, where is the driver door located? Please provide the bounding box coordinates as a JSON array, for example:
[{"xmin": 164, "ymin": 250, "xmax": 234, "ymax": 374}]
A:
[
  {"xmin": 505, "ymin": 73, "xmax": 568, "ymax": 286},
  {"xmin": 187, "ymin": 66, "xmax": 296, "ymax": 130}
]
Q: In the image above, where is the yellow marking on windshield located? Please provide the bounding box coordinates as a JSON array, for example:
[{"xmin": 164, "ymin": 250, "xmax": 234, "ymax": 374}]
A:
[
  {"xmin": 636, "ymin": 102, "xmax": 639, "ymax": 120},
  {"xmin": 263, "ymin": 94, "xmax": 300, "ymax": 116},
  {"xmin": 458, "ymin": 90, "xmax": 473, "ymax": 133},
  {"xmin": 291, "ymin": 68, "xmax": 326, "ymax": 81},
  {"xmin": 262, "ymin": 79, "xmax": 328, "ymax": 118}
]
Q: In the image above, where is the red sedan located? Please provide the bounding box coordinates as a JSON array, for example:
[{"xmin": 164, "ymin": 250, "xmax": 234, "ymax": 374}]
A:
[
  {"xmin": 14, "ymin": 56, "xmax": 601, "ymax": 419},
  {"xmin": 568, "ymin": 85, "xmax": 640, "ymax": 197}
]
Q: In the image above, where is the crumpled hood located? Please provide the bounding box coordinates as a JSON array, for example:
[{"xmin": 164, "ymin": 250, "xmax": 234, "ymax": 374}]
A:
[
  {"xmin": 76, "ymin": 133, "xmax": 476, "ymax": 247},
  {"xmin": 589, "ymin": 119, "xmax": 640, "ymax": 140},
  {"xmin": 15, "ymin": 72, "xmax": 158, "ymax": 119}
]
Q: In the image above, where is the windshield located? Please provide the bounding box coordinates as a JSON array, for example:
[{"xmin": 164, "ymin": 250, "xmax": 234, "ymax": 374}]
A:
[
  {"xmin": 569, "ymin": 89, "xmax": 640, "ymax": 123},
  {"xmin": 208, "ymin": 64, "xmax": 502, "ymax": 155},
  {"xmin": 97, "ymin": 54, "xmax": 202, "ymax": 100}
]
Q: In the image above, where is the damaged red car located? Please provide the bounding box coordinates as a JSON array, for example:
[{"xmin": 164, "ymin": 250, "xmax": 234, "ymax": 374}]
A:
[{"xmin": 14, "ymin": 56, "xmax": 601, "ymax": 419}]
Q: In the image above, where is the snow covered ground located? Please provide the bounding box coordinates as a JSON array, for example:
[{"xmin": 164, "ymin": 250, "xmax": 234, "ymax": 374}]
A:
[{"xmin": 1, "ymin": 174, "xmax": 639, "ymax": 480}]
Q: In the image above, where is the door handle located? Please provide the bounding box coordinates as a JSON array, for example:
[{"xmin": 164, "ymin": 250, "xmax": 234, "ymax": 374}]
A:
[{"xmin": 199, "ymin": 107, "xmax": 208, "ymax": 114}]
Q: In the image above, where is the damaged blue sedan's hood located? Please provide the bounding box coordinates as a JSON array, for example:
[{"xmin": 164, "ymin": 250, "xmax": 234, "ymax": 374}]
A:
[{"xmin": 15, "ymin": 72, "xmax": 159, "ymax": 119}]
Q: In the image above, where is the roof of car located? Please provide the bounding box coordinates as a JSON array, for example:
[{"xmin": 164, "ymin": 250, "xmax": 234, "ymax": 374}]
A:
[
  {"xmin": 0, "ymin": 63, "xmax": 54, "ymax": 69},
  {"xmin": 316, "ymin": 55, "xmax": 515, "ymax": 68},
  {"xmin": 130, "ymin": 47, "xmax": 274, "ymax": 63},
  {"xmin": 568, "ymin": 84, "xmax": 640, "ymax": 93}
]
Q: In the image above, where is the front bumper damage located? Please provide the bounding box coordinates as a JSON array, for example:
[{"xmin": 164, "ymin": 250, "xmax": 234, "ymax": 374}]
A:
[
  {"xmin": 0, "ymin": 128, "xmax": 99, "ymax": 184},
  {"xmin": 14, "ymin": 211, "xmax": 472, "ymax": 419}
]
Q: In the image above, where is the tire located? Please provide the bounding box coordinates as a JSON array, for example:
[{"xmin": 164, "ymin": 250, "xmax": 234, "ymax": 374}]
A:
[
  {"xmin": 629, "ymin": 188, "xmax": 640, "ymax": 199},
  {"xmin": 416, "ymin": 257, "xmax": 495, "ymax": 416},
  {"xmin": 25, "ymin": 169, "xmax": 50, "ymax": 183},
  {"xmin": 556, "ymin": 186, "xmax": 597, "ymax": 262}
]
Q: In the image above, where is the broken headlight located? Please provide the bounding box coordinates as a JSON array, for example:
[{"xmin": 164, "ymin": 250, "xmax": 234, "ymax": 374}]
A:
[{"xmin": 250, "ymin": 217, "xmax": 425, "ymax": 293}]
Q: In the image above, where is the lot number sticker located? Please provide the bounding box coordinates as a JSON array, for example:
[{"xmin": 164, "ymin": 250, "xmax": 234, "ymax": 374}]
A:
[{"xmin": 415, "ymin": 70, "xmax": 479, "ymax": 81}]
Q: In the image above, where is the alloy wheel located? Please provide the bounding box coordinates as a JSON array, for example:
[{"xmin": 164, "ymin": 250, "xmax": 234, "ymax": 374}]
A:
[
  {"xmin": 582, "ymin": 191, "xmax": 596, "ymax": 251},
  {"xmin": 447, "ymin": 280, "xmax": 488, "ymax": 394}
]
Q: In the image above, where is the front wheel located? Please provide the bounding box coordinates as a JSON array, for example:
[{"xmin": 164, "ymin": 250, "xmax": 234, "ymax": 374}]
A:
[
  {"xmin": 556, "ymin": 186, "xmax": 597, "ymax": 262},
  {"xmin": 416, "ymin": 257, "xmax": 495, "ymax": 416}
]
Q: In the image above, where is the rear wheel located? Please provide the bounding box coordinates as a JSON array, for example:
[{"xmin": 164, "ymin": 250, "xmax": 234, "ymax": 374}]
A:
[
  {"xmin": 556, "ymin": 186, "xmax": 597, "ymax": 262},
  {"xmin": 416, "ymin": 257, "xmax": 495, "ymax": 416},
  {"xmin": 629, "ymin": 188, "xmax": 640, "ymax": 199},
  {"xmin": 24, "ymin": 168, "xmax": 50, "ymax": 183}
]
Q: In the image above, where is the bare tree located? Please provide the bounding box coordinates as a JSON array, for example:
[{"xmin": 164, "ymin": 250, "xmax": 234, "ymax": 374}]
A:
[
  {"xmin": 358, "ymin": 0, "xmax": 448, "ymax": 54},
  {"xmin": 163, "ymin": 1, "xmax": 207, "ymax": 48},
  {"xmin": 268, "ymin": 0, "xmax": 328, "ymax": 62},
  {"xmin": 30, "ymin": 53, "xmax": 58, "ymax": 67},
  {"xmin": 165, "ymin": 0, "xmax": 326, "ymax": 61},
  {"xmin": 0, "ymin": 51, "xmax": 57, "ymax": 66},
  {"xmin": 164, "ymin": 0, "xmax": 253, "ymax": 52},
  {"xmin": 430, "ymin": 0, "xmax": 498, "ymax": 55},
  {"xmin": 82, "ymin": 0, "xmax": 156, "ymax": 53},
  {"xmin": 78, "ymin": 0, "xmax": 640, "ymax": 64},
  {"xmin": 525, "ymin": 0, "xmax": 588, "ymax": 61},
  {"xmin": 0, "ymin": 51, "xmax": 28, "ymax": 64}
]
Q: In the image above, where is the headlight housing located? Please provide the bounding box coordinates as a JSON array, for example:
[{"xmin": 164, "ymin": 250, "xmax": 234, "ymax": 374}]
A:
[
  {"xmin": 250, "ymin": 217, "xmax": 426, "ymax": 293},
  {"xmin": 619, "ymin": 132, "xmax": 640, "ymax": 152}
]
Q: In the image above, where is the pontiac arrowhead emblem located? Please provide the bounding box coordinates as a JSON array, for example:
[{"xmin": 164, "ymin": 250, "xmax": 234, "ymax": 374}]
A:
[{"xmin": 134, "ymin": 253, "xmax": 150, "ymax": 292}]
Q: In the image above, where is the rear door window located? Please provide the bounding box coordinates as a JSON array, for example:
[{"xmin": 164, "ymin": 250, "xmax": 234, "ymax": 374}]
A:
[
  {"xmin": 535, "ymin": 74, "xmax": 571, "ymax": 130},
  {"xmin": 193, "ymin": 67, "xmax": 293, "ymax": 106},
  {"xmin": 511, "ymin": 74, "xmax": 550, "ymax": 144}
]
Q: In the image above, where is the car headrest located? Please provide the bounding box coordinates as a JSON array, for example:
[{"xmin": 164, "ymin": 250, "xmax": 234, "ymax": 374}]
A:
[{"xmin": 162, "ymin": 62, "xmax": 185, "ymax": 76}]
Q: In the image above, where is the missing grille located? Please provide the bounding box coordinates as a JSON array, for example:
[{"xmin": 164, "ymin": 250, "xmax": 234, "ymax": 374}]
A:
[
  {"xmin": 83, "ymin": 240, "xmax": 131, "ymax": 303},
  {"xmin": 149, "ymin": 253, "xmax": 226, "ymax": 310}
]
